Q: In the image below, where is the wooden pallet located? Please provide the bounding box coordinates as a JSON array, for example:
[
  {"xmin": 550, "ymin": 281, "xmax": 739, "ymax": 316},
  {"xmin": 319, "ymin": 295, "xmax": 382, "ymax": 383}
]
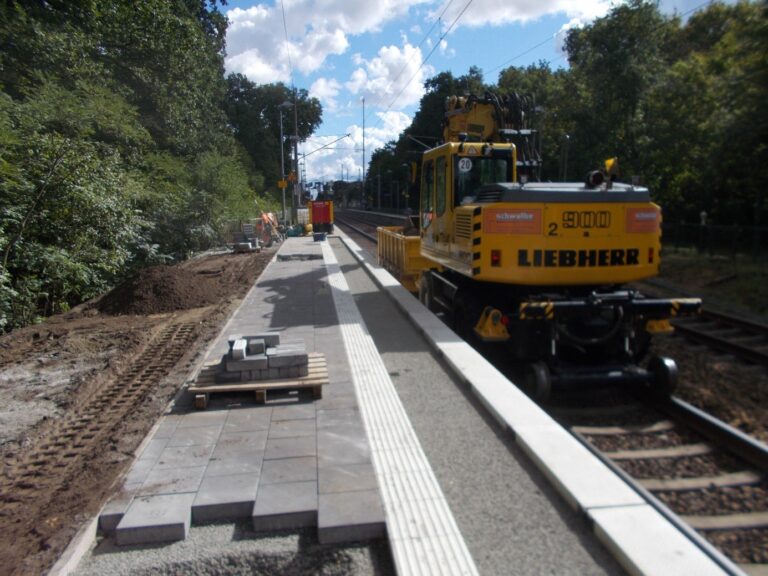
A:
[{"xmin": 188, "ymin": 352, "xmax": 327, "ymax": 409}]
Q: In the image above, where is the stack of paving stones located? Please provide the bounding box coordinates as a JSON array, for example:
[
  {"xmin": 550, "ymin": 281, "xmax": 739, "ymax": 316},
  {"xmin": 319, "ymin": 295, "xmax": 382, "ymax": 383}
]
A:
[
  {"xmin": 96, "ymin": 238, "xmax": 385, "ymax": 550},
  {"xmin": 216, "ymin": 333, "xmax": 309, "ymax": 383}
]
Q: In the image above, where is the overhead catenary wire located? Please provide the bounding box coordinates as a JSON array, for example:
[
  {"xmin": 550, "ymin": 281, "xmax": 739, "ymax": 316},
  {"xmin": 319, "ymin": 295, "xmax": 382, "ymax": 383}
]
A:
[{"xmin": 371, "ymin": 0, "xmax": 475, "ymax": 131}]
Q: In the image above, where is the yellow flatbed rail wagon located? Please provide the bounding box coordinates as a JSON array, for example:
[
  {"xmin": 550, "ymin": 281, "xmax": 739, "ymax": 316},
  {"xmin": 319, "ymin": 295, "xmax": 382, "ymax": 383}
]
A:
[{"xmin": 377, "ymin": 92, "xmax": 701, "ymax": 400}]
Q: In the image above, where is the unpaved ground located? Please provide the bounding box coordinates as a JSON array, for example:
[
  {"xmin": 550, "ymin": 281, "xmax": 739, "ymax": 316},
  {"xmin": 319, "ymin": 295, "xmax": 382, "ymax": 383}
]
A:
[{"xmin": 0, "ymin": 247, "xmax": 276, "ymax": 576}]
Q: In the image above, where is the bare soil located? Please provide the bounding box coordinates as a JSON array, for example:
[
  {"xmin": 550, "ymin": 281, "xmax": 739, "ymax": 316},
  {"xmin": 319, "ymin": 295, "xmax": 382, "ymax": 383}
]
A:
[{"xmin": 0, "ymin": 247, "xmax": 276, "ymax": 576}]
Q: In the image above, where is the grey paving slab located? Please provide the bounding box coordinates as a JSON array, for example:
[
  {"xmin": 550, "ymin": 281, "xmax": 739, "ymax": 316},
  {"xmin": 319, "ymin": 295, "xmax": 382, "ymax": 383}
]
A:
[
  {"xmin": 115, "ymin": 493, "xmax": 196, "ymax": 546},
  {"xmin": 192, "ymin": 473, "xmax": 260, "ymax": 522},
  {"xmin": 175, "ymin": 410, "xmax": 229, "ymax": 429},
  {"xmin": 123, "ymin": 458, "xmax": 156, "ymax": 486},
  {"xmin": 223, "ymin": 407, "xmax": 272, "ymax": 432},
  {"xmin": 135, "ymin": 437, "xmax": 170, "ymax": 463},
  {"xmin": 270, "ymin": 403, "xmax": 316, "ymax": 422},
  {"xmin": 139, "ymin": 466, "xmax": 206, "ymax": 496},
  {"xmin": 315, "ymin": 394, "xmax": 359, "ymax": 410},
  {"xmin": 204, "ymin": 450, "xmax": 264, "ymax": 478},
  {"xmin": 260, "ymin": 456, "xmax": 318, "ymax": 485},
  {"xmin": 317, "ymin": 430, "xmax": 371, "ymax": 465},
  {"xmin": 316, "ymin": 408, "xmax": 364, "ymax": 430},
  {"xmin": 166, "ymin": 425, "xmax": 222, "ymax": 448},
  {"xmin": 155, "ymin": 444, "xmax": 215, "ymax": 470},
  {"xmin": 252, "ymin": 480, "xmax": 318, "ymax": 532},
  {"xmin": 264, "ymin": 436, "xmax": 317, "ymax": 460},
  {"xmin": 151, "ymin": 419, "xmax": 180, "ymax": 440},
  {"xmin": 211, "ymin": 430, "xmax": 269, "ymax": 458},
  {"xmin": 318, "ymin": 462, "xmax": 378, "ymax": 494},
  {"xmin": 267, "ymin": 418, "xmax": 316, "ymax": 439},
  {"xmin": 99, "ymin": 482, "xmax": 141, "ymax": 532},
  {"xmin": 318, "ymin": 490, "xmax": 385, "ymax": 544}
]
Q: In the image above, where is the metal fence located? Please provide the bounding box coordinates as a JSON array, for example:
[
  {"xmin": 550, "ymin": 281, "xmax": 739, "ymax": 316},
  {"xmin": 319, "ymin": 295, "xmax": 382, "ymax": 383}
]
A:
[{"xmin": 662, "ymin": 223, "xmax": 768, "ymax": 262}]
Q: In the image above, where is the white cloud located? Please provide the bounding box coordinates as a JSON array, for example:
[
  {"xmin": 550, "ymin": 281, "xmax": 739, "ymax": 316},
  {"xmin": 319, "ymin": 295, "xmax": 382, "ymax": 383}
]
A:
[
  {"xmin": 345, "ymin": 43, "xmax": 430, "ymax": 109},
  {"xmin": 299, "ymin": 111, "xmax": 411, "ymax": 182},
  {"xmin": 225, "ymin": 1, "xmax": 431, "ymax": 82},
  {"xmin": 310, "ymin": 77, "xmax": 342, "ymax": 113},
  {"xmin": 434, "ymin": 0, "xmax": 611, "ymax": 28}
]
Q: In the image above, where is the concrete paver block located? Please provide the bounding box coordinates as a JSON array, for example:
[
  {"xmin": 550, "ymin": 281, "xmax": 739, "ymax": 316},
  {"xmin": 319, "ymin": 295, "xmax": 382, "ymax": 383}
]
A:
[
  {"xmin": 247, "ymin": 338, "xmax": 265, "ymax": 355},
  {"xmin": 227, "ymin": 334, "xmax": 241, "ymax": 353},
  {"xmin": 265, "ymin": 436, "xmax": 317, "ymax": 460},
  {"xmin": 139, "ymin": 465, "xmax": 205, "ymax": 496},
  {"xmin": 318, "ymin": 462, "xmax": 378, "ymax": 494},
  {"xmin": 318, "ymin": 490, "xmax": 385, "ymax": 544},
  {"xmin": 115, "ymin": 492, "xmax": 196, "ymax": 546},
  {"xmin": 225, "ymin": 354, "xmax": 268, "ymax": 372},
  {"xmin": 252, "ymin": 480, "xmax": 318, "ymax": 532},
  {"xmin": 246, "ymin": 332, "xmax": 281, "ymax": 347},
  {"xmin": 267, "ymin": 350, "xmax": 308, "ymax": 369},
  {"xmin": 231, "ymin": 338, "xmax": 247, "ymax": 360},
  {"xmin": 191, "ymin": 473, "xmax": 260, "ymax": 522},
  {"xmin": 260, "ymin": 456, "xmax": 318, "ymax": 485}
]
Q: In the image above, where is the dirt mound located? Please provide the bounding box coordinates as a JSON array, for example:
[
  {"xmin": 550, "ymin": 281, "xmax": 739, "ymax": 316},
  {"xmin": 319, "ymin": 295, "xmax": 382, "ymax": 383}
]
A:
[{"xmin": 97, "ymin": 265, "xmax": 229, "ymax": 315}]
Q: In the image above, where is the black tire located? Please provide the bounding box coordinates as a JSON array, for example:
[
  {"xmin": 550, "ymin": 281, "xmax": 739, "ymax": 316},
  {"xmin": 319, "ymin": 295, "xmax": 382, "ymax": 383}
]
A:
[
  {"xmin": 647, "ymin": 355, "xmax": 678, "ymax": 397},
  {"xmin": 524, "ymin": 362, "xmax": 552, "ymax": 403},
  {"xmin": 452, "ymin": 293, "xmax": 482, "ymax": 343}
]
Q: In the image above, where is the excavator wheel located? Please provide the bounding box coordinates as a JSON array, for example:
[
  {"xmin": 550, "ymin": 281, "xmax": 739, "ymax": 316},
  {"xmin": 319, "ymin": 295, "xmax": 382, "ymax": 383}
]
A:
[
  {"xmin": 647, "ymin": 355, "xmax": 678, "ymax": 398},
  {"xmin": 524, "ymin": 362, "xmax": 552, "ymax": 403}
]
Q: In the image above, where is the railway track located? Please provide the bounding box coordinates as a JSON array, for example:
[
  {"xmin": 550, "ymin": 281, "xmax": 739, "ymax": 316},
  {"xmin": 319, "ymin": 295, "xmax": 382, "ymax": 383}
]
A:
[
  {"xmin": 672, "ymin": 310, "xmax": 768, "ymax": 367},
  {"xmin": 553, "ymin": 394, "xmax": 768, "ymax": 575},
  {"xmin": 336, "ymin": 208, "xmax": 768, "ymax": 574}
]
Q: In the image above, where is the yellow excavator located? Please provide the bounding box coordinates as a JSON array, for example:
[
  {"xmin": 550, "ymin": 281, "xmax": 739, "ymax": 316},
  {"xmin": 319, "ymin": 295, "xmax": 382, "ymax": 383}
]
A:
[{"xmin": 378, "ymin": 91, "xmax": 701, "ymax": 401}]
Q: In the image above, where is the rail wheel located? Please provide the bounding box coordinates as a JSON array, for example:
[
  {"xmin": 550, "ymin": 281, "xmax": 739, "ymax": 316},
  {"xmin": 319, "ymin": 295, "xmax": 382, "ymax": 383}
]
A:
[
  {"xmin": 524, "ymin": 361, "xmax": 552, "ymax": 403},
  {"xmin": 647, "ymin": 355, "xmax": 678, "ymax": 397}
]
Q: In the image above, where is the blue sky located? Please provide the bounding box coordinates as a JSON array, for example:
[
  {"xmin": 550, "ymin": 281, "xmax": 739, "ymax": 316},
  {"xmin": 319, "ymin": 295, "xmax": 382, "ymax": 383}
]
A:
[{"xmin": 223, "ymin": 0, "xmax": 716, "ymax": 186}]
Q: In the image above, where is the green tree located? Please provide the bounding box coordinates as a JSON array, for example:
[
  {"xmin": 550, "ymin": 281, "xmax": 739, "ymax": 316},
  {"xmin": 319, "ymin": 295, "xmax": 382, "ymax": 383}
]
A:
[{"xmin": 225, "ymin": 75, "xmax": 323, "ymax": 198}]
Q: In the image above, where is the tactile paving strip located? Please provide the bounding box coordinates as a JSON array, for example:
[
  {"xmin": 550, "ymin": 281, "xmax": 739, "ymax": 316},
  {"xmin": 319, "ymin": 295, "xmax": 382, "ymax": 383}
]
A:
[{"xmin": 321, "ymin": 240, "xmax": 479, "ymax": 576}]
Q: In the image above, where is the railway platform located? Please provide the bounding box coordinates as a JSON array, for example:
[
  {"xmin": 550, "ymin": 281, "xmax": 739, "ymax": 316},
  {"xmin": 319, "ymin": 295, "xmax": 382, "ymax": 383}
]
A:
[{"xmin": 62, "ymin": 233, "xmax": 730, "ymax": 575}]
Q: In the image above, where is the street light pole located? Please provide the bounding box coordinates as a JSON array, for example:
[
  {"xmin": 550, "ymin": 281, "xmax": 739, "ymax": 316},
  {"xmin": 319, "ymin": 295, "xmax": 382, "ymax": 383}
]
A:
[{"xmin": 278, "ymin": 101, "xmax": 294, "ymax": 224}]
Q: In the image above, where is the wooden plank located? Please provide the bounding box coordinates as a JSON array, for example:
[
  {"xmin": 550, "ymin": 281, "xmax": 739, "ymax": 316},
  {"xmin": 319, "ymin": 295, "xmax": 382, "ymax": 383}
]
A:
[
  {"xmin": 604, "ymin": 443, "xmax": 712, "ymax": 460},
  {"xmin": 640, "ymin": 471, "xmax": 762, "ymax": 492},
  {"xmin": 682, "ymin": 511, "xmax": 768, "ymax": 531}
]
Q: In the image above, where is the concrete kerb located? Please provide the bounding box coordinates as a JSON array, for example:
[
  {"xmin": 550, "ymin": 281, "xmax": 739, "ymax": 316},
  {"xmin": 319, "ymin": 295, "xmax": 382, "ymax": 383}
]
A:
[
  {"xmin": 335, "ymin": 230, "xmax": 728, "ymax": 576},
  {"xmin": 48, "ymin": 249, "xmax": 284, "ymax": 576}
]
